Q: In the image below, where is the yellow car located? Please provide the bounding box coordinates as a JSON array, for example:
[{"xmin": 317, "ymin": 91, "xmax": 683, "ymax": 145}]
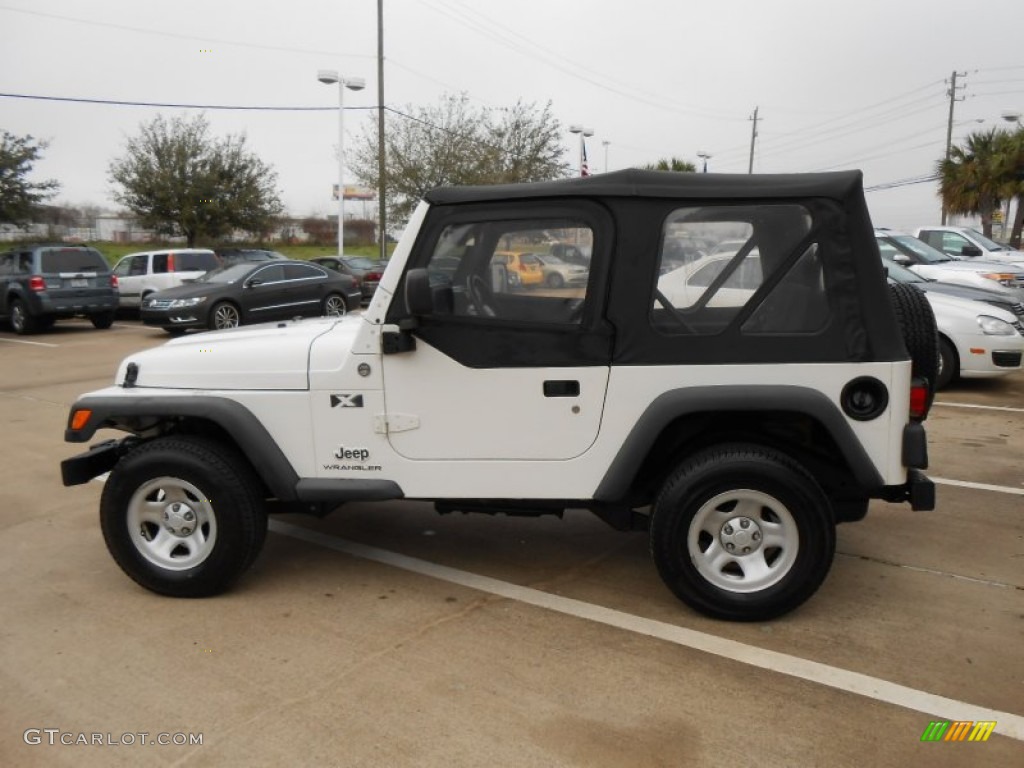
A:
[{"xmin": 493, "ymin": 250, "xmax": 544, "ymax": 286}]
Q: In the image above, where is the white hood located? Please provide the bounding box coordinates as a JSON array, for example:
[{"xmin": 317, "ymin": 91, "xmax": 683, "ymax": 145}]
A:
[{"xmin": 117, "ymin": 317, "xmax": 361, "ymax": 390}]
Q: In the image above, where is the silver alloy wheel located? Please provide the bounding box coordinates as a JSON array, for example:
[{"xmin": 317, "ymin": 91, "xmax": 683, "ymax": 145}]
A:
[
  {"xmin": 212, "ymin": 303, "xmax": 240, "ymax": 329},
  {"xmin": 323, "ymin": 294, "xmax": 347, "ymax": 316},
  {"xmin": 687, "ymin": 489, "xmax": 799, "ymax": 593},
  {"xmin": 126, "ymin": 476, "xmax": 218, "ymax": 571},
  {"xmin": 10, "ymin": 301, "xmax": 26, "ymax": 333}
]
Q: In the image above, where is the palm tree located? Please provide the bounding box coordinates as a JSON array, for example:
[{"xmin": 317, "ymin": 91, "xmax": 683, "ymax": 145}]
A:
[
  {"xmin": 994, "ymin": 127, "xmax": 1024, "ymax": 248},
  {"xmin": 936, "ymin": 128, "xmax": 1003, "ymax": 237},
  {"xmin": 643, "ymin": 157, "xmax": 697, "ymax": 172}
]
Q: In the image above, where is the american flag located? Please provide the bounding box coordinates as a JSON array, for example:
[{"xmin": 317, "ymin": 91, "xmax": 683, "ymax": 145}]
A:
[{"xmin": 581, "ymin": 138, "xmax": 591, "ymax": 177}]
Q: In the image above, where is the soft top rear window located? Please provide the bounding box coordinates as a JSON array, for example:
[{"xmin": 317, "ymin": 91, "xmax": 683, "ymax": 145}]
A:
[{"xmin": 40, "ymin": 248, "xmax": 108, "ymax": 273}]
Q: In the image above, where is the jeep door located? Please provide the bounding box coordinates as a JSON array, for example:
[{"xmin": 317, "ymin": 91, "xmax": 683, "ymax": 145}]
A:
[{"xmin": 381, "ymin": 204, "xmax": 613, "ymax": 460}]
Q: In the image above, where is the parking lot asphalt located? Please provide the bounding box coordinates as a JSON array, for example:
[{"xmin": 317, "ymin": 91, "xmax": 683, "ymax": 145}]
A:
[{"xmin": 1, "ymin": 318, "xmax": 1022, "ymax": 766}]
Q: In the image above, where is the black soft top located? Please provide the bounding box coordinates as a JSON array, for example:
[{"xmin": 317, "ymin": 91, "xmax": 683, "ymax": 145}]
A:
[{"xmin": 425, "ymin": 169, "xmax": 864, "ymax": 205}]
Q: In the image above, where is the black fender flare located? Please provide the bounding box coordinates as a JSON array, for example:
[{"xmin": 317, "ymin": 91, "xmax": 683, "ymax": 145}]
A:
[
  {"xmin": 64, "ymin": 395, "xmax": 300, "ymax": 501},
  {"xmin": 593, "ymin": 385, "xmax": 885, "ymax": 502}
]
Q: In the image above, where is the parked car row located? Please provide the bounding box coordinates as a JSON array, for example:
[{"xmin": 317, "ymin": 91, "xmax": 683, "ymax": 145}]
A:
[
  {"xmin": 1, "ymin": 244, "xmax": 371, "ymax": 335},
  {"xmin": 875, "ymin": 230, "xmax": 1024, "ymax": 387},
  {"xmin": 141, "ymin": 260, "xmax": 361, "ymax": 333},
  {"xmin": 310, "ymin": 256, "xmax": 388, "ymax": 303}
]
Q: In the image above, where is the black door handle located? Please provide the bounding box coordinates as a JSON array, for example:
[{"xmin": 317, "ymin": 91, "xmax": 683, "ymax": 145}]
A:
[{"xmin": 543, "ymin": 380, "xmax": 580, "ymax": 397}]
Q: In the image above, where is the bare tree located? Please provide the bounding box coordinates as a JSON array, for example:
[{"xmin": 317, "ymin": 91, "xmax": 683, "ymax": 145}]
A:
[{"xmin": 350, "ymin": 95, "xmax": 569, "ymax": 223}]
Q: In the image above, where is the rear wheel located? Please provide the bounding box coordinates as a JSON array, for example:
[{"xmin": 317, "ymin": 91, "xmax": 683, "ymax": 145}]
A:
[
  {"xmin": 322, "ymin": 293, "xmax": 348, "ymax": 316},
  {"xmin": 100, "ymin": 436, "xmax": 267, "ymax": 597},
  {"xmin": 91, "ymin": 312, "xmax": 115, "ymax": 329},
  {"xmin": 209, "ymin": 301, "xmax": 241, "ymax": 330},
  {"xmin": 9, "ymin": 299, "xmax": 37, "ymax": 334},
  {"xmin": 650, "ymin": 444, "xmax": 835, "ymax": 621}
]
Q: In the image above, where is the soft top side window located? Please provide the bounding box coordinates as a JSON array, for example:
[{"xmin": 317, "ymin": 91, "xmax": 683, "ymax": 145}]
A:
[
  {"xmin": 651, "ymin": 204, "xmax": 828, "ymax": 335},
  {"xmin": 421, "ymin": 216, "xmax": 593, "ymax": 326}
]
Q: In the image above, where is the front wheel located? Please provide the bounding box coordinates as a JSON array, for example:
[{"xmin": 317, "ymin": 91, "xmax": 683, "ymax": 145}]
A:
[
  {"xmin": 650, "ymin": 444, "xmax": 835, "ymax": 621},
  {"xmin": 100, "ymin": 436, "xmax": 267, "ymax": 597},
  {"xmin": 937, "ymin": 336, "xmax": 958, "ymax": 389}
]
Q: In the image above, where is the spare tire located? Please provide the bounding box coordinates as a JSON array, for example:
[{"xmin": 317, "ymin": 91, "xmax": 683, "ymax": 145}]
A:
[{"xmin": 888, "ymin": 283, "xmax": 939, "ymax": 414}]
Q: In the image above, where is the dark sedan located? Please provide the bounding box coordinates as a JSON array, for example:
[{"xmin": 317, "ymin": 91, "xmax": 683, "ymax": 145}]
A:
[
  {"xmin": 311, "ymin": 256, "xmax": 388, "ymax": 302},
  {"xmin": 140, "ymin": 260, "xmax": 361, "ymax": 333}
]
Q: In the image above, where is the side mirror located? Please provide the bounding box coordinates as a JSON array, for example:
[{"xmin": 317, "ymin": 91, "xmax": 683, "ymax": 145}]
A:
[
  {"xmin": 245, "ymin": 278, "xmax": 262, "ymax": 288},
  {"xmin": 961, "ymin": 245, "xmax": 982, "ymax": 257},
  {"xmin": 405, "ymin": 268, "xmax": 433, "ymax": 315},
  {"xmin": 404, "ymin": 268, "xmax": 454, "ymax": 316},
  {"xmin": 892, "ymin": 253, "xmax": 911, "ymax": 265}
]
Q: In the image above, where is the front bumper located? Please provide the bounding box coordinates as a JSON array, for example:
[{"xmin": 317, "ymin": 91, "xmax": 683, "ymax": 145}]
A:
[
  {"xmin": 140, "ymin": 306, "xmax": 207, "ymax": 329},
  {"xmin": 60, "ymin": 438, "xmax": 134, "ymax": 486}
]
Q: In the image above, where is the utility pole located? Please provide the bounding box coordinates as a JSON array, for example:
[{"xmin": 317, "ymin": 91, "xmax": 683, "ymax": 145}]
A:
[
  {"xmin": 377, "ymin": 0, "xmax": 387, "ymax": 260},
  {"xmin": 941, "ymin": 70, "xmax": 967, "ymax": 225},
  {"xmin": 748, "ymin": 106, "xmax": 759, "ymax": 174}
]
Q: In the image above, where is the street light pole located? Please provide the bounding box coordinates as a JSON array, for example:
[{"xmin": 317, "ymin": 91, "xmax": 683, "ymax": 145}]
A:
[
  {"xmin": 697, "ymin": 151, "xmax": 711, "ymax": 173},
  {"xmin": 1001, "ymin": 111, "xmax": 1022, "ymax": 242},
  {"xmin": 569, "ymin": 125, "xmax": 594, "ymax": 177},
  {"xmin": 318, "ymin": 70, "xmax": 365, "ymax": 257},
  {"xmin": 602, "ymin": 140, "xmax": 610, "ymax": 173}
]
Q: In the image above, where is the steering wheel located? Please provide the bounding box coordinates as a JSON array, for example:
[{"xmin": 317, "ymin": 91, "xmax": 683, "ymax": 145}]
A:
[{"xmin": 468, "ymin": 274, "xmax": 496, "ymax": 317}]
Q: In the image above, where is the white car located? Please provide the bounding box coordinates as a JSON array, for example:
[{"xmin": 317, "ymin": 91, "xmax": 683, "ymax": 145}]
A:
[
  {"xmin": 533, "ymin": 254, "xmax": 589, "ymax": 288},
  {"xmin": 887, "ymin": 268, "xmax": 1024, "ymax": 387},
  {"xmin": 112, "ymin": 248, "xmax": 220, "ymax": 309},
  {"xmin": 914, "ymin": 226, "xmax": 1024, "ymax": 265},
  {"xmin": 875, "ymin": 230, "xmax": 1024, "ymax": 300}
]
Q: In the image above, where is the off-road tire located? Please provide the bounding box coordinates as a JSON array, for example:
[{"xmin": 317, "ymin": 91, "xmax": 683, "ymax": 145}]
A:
[
  {"xmin": 650, "ymin": 444, "xmax": 835, "ymax": 621},
  {"xmin": 100, "ymin": 436, "xmax": 267, "ymax": 597},
  {"xmin": 888, "ymin": 283, "xmax": 939, "ymax": 413}
]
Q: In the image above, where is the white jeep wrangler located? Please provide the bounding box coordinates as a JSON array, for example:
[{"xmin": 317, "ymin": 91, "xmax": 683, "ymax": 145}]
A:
[{"xmin": 62, "ymin": 170, "xmax": 936, "ymax": 621}]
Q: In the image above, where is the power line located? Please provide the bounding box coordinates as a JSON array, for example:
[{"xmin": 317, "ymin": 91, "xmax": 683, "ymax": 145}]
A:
[
  {"xmin": 865, "ymin": 174, "xmax": 938, "ymax": 192},
  {"xmin": 0, "ymin": 92, "xmax": 379, "ymax": 111},
  {"xmin": 0, "ymin": 4, "xmax": 376, "ymax": 60}
]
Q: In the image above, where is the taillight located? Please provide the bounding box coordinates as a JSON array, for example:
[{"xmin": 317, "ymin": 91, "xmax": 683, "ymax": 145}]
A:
[
  {"xmin": 29, "ymin": 275, "xmax": 46, "ymax": 292},
  {"xmin": 909, "ymin": 378, "xmax": 929, "ymax": 420},
  {"xmin": 110, "ymin": 275, "xmax": 119, "ymax": 288},
  {"xmin": 366, "ymin": 271, "xmax": 382, "ymax": 282}
]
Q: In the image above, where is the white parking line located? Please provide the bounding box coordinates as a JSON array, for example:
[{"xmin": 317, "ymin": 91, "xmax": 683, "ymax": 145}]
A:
[
  {"xmin": 0, "ymin": 337, "xmax": 58, "ymax": 348},
  {"xmin": 268, "ymin": 518, "xmax": 1024, "ymax": 741},
  {"xmin": 932, "ymin": 476, "xmax": 1024, "ymax": 496},
  {"xmin": 933, "ymin": 401, "xmax": 1024, "ymax": 414}
]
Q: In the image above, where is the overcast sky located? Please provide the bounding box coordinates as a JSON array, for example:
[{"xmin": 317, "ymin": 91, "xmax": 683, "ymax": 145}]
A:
[{"xmin": 2, "ymin": 0, "xmax": 1023, "ymax": 230}]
